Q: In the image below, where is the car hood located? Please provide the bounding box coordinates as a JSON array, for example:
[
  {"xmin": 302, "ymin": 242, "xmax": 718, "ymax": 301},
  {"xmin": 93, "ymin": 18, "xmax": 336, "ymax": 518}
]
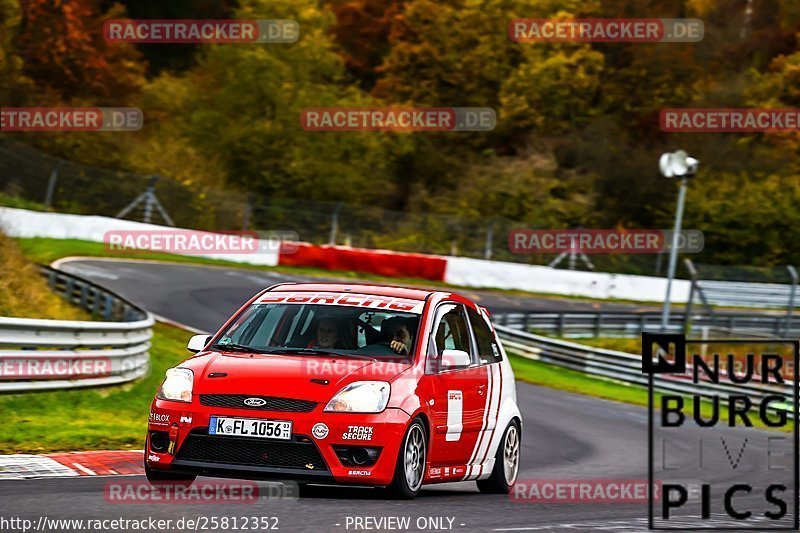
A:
[{"xmin": 183, "ymin": 351, "xmax": 412, "ymax": 402}]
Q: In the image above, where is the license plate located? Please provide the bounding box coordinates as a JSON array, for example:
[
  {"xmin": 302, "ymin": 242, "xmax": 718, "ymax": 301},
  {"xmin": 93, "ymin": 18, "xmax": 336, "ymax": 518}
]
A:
[{"xmin": 208, "ymin": 416, "xmax": 292, "ymax": 440}]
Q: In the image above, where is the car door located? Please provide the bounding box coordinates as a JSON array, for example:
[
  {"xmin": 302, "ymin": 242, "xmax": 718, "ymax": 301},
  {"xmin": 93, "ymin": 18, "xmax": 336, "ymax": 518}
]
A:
[{"xmin": 426, "ymin": 303, "xmax": 489, "ymax": 470}]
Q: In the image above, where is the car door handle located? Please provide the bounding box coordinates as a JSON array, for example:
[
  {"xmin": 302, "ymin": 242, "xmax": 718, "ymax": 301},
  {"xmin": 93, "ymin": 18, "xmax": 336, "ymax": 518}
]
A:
[{"xmin": 476, "ymin": 384, "xmax": 487, "ymax": 395}]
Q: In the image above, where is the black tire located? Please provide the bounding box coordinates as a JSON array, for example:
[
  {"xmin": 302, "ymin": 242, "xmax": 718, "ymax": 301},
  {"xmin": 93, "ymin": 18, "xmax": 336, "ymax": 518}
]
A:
[
  {"xmin": 385, "ymin": 418, "xmax": 427, "ymax": 499},
  {"xmin": 144, "ymin": 462, "xmax": 197, "ymax": 488},
  {"xmin": 477, "ymin": 420, "xmax": 521, "ymax": 494}
]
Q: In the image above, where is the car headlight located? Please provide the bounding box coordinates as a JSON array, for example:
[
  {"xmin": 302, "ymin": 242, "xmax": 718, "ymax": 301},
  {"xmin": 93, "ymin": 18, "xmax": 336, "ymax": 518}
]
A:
[
  {"xmin": 324, "ymin": 381, "xmax": 390, "ymax": 413},
  {"xmin": 156, "ymin": 368, "xmax": 194, "ymax": 402}
]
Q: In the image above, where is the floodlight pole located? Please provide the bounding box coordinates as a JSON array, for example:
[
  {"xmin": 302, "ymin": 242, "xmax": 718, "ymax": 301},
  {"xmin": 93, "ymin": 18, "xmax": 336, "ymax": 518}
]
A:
[{"xmin": 660, "ymin": 176, "xmax": 688, "ymax": 330}]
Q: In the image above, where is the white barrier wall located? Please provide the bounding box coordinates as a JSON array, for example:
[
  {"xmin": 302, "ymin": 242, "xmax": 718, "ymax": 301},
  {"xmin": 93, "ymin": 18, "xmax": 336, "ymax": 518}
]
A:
[
  {"xmin": 444, "ymin": 256, "xmax": 690, "ymax": 303},
  {"xmin": 0, "ymin": 207, "xmax": 280, "ymax": 266},
  {"xmin": 0, "ymin": 207, "xmax": 685, "ymax": 302}
]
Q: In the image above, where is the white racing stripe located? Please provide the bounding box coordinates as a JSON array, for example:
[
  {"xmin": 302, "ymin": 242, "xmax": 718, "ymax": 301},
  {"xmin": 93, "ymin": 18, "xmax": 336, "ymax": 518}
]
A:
[
  {"xmin": 476, "ymin": 363, "xmax": 503, "ymax": 479},
  {"xmin": 465, "ymin": 363, "xmax": 504, "ymax": 480}
]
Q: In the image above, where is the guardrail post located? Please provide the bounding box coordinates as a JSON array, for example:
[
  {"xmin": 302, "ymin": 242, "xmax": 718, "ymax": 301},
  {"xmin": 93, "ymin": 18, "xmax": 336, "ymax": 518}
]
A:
[
  {"xmin": 557, "ymin": 314, "xmax": 565, "ymax": 337},
  {"xmin": 523, "ymin": 313, "xmax": 530, "ymax": 332},
  {"xmin": 80, "ymin": 284, "xmax": 89, "ymax": 309},
  {"xmin": 104, "ymin": 295, "xmax": 114, "ymax": 321},
  {"xmin": 683, "ymin": 258, "xmax": 697, "ymax": 334},
  {"xmin": 65, "ymin": 278, "xmax": 74, "ymax": 303},
  {"xmin": 595, "ymin": 313, "xmax": 603, "ymax": 337},
  {"xmin": 784, "ymin": 265, "xmax": 797, "ymax": 336},
  {"xmin": 91, "ymin": 287, "xmax": 101, "ymax": 315}
]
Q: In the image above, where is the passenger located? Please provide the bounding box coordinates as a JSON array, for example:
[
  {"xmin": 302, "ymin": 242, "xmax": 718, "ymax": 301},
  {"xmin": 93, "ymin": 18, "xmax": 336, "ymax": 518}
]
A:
[{"xmin": 309, "ymin": 318, "xmax": 340, "ymax": 349}]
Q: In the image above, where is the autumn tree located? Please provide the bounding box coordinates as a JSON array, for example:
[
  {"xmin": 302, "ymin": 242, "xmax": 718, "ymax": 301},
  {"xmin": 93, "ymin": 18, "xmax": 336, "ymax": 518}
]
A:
[{"xmin": 14, "ymin": 0, "xmax": 145, "ymax": 102}]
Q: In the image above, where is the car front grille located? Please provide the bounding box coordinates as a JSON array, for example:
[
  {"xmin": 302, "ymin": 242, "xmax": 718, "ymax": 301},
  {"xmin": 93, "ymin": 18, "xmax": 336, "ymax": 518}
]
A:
[
  {"xmin": 199, "ymin": 394, "xmax": 317, "ymax": 412},
  {"xmin": 176, "ymin": 432, "xmax": 327, "ymax": 471}
]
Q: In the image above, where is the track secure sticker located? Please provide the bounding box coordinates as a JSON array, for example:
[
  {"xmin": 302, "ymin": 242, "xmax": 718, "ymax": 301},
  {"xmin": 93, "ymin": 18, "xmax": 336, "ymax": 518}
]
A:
[
  {"xmin": 342, "ymin": 425, "xmax": 374, "ymax": 441},
  {"xmin": 312, "ymin": 423, "xmax": 329, "ymax": 440}
]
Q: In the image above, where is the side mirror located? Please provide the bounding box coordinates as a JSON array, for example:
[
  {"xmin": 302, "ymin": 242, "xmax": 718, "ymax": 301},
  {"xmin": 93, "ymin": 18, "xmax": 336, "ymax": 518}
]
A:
[
  {"xmin": 187, "ymin": 334, "xmax": 211, "ymax": 353},
  {"xmin": 441, "ymin": 349, "xmax": 471, "ymax": 370}
]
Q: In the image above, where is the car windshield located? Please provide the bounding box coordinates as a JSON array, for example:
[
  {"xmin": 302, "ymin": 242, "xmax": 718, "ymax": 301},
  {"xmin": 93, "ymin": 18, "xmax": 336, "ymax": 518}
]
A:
[{"xmin": 213, "ymin": 300, "xmax": 421, "ymax": 359}]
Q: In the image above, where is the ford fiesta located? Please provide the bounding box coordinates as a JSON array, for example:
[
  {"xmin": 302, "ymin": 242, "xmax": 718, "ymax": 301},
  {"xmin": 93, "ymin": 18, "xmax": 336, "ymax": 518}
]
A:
[{"xmin": 145, "ymin": 283, "xmax": 522, "ymax": 498}]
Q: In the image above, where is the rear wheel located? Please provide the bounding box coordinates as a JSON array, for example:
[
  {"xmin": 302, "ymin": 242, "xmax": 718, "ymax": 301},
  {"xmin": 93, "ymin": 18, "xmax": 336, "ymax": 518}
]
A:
[
  {"xmin": 477, "ymin": 420, "xmax": 520, "ymax": 494},
  {"xmin": 144, "ymin": 462, "xmax": 196, "ymax": 488},
  {"xmin": 386, "ymin": 418, "xmax": 426, "ymax": 499}
]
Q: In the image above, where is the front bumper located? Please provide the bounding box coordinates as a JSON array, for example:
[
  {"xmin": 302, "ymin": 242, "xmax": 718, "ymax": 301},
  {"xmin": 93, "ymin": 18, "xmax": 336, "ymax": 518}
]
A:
[{"xmin": 146, "ymin": 399, "xmax": 410, "ymax": 486}]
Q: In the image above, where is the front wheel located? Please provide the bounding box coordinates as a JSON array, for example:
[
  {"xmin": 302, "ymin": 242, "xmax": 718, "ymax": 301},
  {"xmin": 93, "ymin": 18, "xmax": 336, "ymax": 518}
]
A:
[
  {"xmin": 477, "ymin": 420, "xmax": 520, "ymax": 494},
  {"xmin": 386, "ymin": 418, "xmax": 426, "ymax": 499},
  {"xmin": 144, "ymin": 462, "xmax": 197, "ymax": 488}
]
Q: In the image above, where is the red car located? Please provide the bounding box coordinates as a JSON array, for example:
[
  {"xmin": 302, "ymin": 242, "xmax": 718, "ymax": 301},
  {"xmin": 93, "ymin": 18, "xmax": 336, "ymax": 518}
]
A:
[{"xmin": 145, "ymin": 283, "xmax": 522, "ymax": 498}]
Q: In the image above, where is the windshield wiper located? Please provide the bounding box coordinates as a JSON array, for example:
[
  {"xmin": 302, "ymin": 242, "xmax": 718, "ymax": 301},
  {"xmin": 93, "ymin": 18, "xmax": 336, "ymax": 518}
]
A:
[
  {"xmin": 211, "ymin": 343, "xmax": 271, "ymax": 354},
  {"xmin": 276, "ymin": 348, "xmax": 377, "ymax": 361}
]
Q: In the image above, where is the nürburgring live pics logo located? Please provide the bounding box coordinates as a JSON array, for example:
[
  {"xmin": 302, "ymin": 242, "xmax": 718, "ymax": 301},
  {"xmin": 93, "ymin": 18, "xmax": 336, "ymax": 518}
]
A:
[{"xmin": 643, "ymin": 332, "xmax": 799, "ymax": 530}]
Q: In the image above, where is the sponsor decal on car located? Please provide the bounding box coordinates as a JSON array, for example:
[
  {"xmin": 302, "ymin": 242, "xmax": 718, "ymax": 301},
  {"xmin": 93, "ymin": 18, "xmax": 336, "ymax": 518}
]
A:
[
  {"xmin": 179, "ymin": 414, "xmax": 192, "ymax": 425},
  {"xmin": 311, "ymin": 423, "xmax": 329, "ymax": 440},
  {"xmin": 147, "ymin": 454, "xmax": 160, "ymax": 462},
  {"xmin": 341, "ymin": 425, "xmax": 374, "ymax": 441},
  {"xmin": 446, "ymin": 390, "xmax": 463, "ymax": 442},
  {"xmin": 257, "ymin": 292, "xmax": 424, "ymax": 313},
  {"xmin": 149, "ymin": 411, "xmax": 170, "ymax": 425},
  {"xmin": 348, "ymin": 470, "xmax": 371, "ymax": 476},
  {"xmin": 428, "ymin": 467, "xmax": 443, "ymax": 479}
]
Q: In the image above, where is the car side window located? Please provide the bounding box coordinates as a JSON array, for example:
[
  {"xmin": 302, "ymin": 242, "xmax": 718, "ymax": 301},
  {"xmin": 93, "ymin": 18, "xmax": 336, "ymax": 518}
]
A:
[
  {"xmin": 467, "ymin": 307, "xmax": 502, "ymax": 364},
  {"xmin": 428, "ymin": 303, "xmax": 473, "ymax": 373}
]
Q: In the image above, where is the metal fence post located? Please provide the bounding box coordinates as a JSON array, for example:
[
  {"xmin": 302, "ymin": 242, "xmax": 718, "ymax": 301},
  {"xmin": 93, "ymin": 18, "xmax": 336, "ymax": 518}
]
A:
[
  {"xmin": 43, "ymin": 160, "xmax": 64, "ymax": 209},
  {"xmin": 484, "ymin": 221, "xmax": 495, "ymax": 260},
  {"xmin": 329, "ymin": 202, "xmax": 342, "ymax": 246},
  {"xmin": 784, "ymin": 265, "xmax": 797, "ymax": 336}
]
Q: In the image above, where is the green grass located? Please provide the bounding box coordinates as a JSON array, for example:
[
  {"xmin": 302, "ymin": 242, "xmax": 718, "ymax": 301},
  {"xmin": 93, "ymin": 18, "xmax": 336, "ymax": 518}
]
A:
[
  {"xmin": 508, "ymin": 352, "xmax": 793, "ymax": 433},
  {"xmin": 558, "ymin": 337, "xmax": 641, "ymax": 354},
  {"xmin": 0, "ymin": 323, "xmax": 188, "ymax": 453},
  {"xmin": 0, "ymin": 193, "xmax": 47, "ymax": 212}
]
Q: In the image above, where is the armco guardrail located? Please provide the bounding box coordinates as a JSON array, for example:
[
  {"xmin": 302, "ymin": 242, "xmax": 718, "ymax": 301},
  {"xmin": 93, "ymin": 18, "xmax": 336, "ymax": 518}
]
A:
[
  {"xmin": 497, "ymin": 310, "xmax": 796, "ymax": 338},
  {"xmin": 0, "ymin": 267, "xmax": 154, "ymax": 392},
  {"xmin": 495, "ymin": 322, "xmax": 792, "ymax": 406}
]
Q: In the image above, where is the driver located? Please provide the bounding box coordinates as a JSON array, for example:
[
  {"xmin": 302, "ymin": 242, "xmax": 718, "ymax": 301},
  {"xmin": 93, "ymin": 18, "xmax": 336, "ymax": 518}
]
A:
[
  {"xmin": 382, "ymin": 317, "xmax": 414, "ymax": 355},
  {"xmin": 308, "ymin": 318, "xmax": 340, "ymax": 349}
]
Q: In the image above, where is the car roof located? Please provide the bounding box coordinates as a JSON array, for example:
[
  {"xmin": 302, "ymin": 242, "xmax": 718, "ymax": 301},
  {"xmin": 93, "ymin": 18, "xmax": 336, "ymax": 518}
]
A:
[{"xmin": 268, "ymin": 282, "xmax": 440, "ymax": 302}]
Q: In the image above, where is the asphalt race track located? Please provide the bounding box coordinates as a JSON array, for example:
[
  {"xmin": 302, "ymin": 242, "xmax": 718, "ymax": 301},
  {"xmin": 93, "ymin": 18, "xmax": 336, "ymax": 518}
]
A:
[
  {"xmin": 0, "ymin": 259, "xmax": 793, "ymax": 532},
  {"xmin": 54, "ymin": 259, "xmax": 662, "ymax": 333}
]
